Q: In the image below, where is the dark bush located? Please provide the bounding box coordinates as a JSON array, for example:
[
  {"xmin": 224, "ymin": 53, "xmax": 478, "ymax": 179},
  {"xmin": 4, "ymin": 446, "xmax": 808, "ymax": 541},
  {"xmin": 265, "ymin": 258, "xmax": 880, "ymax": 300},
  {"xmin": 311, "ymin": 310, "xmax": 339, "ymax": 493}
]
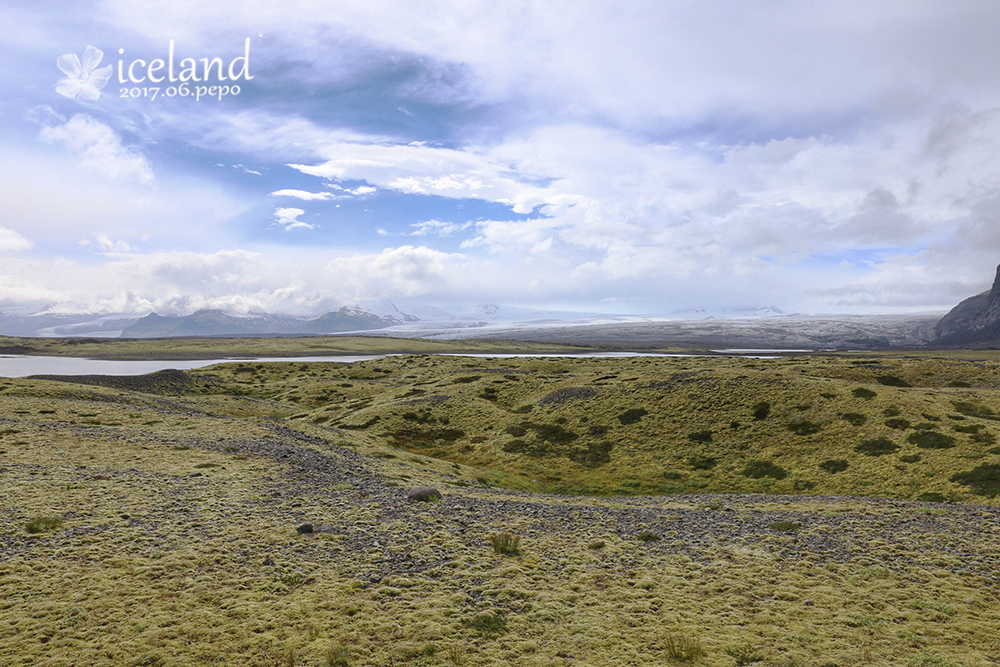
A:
[
  {"xmin": 662, "ymin": 471, "xmax": 682, "ymax": 480},
  {"xmin": 907, "ymin": 431, "xmax": 956, "ymax": 450},
  {"xmin": 742, "ymin": 460, "xmax": 787, "ymax": 479},
  {"xmin": 819, "ymin": 459, "xmax": 849, "ymax": 473},
  {"xmin": 954, "ymin": 423, "xmax": 984, "ymax": 434},
  {"xmin": 854, "ymin": 437, "xmax": 899, "ymax": 456},
  {"xmin": 852, "ymin": 388, "xmax": 877, "ymax": 400},
  {"xmin": 687, "ymin": 430, "xmax": 712, "ymax": 444},
  {"xmin": 688, "ymin": 455, "xmax": 717, "ymax": 470},
  {"xmin": 617, "ymin": 408, "xmax": 648, "ymax": 425},
  {"xmin": 505, "ymin": 424, "xmax": 527, "ymax": 437},
  {"xmin": 841, "ymin": 412, "xmax": 867, "ymax": 426},
  {"xmin": 452, "ymin": 375, "xmax": 481, "ymax": 384},
  {"xmin": 950, "ymin": 464, "xmax": 1000, "ymax": 497},
  {"xmin": 917, "ymin": 492, "xmax": 947, "ymax": 503},
  {"xmin": 876, "ymin": 375, "xmax": 911, "ymax": 387},
  {"xmin": 900, "ymin": 454, "xmax": 921, "ymax": 463},
  {"xmin": 787, "ymin": 420, "xmax": 820, "ymax": 436},
  {"xmin": 752, "ymin": 401, "xmax": 771, "ymax": 420},
  {"xmin": 588, "ymin": 425, "xmax": 608, "ymax": 436},
  {"xmin": 885, "ymin": 418, "xmax": 911, "ymax": 430}
]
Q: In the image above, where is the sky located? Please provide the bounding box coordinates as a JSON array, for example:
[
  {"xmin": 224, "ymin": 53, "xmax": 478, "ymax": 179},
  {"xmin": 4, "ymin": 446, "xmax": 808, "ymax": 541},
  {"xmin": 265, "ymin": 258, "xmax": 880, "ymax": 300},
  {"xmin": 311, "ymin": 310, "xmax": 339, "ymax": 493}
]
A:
[{"xmin": 3, "ymin": 1, "xmax": 1000, "ymax": 317}]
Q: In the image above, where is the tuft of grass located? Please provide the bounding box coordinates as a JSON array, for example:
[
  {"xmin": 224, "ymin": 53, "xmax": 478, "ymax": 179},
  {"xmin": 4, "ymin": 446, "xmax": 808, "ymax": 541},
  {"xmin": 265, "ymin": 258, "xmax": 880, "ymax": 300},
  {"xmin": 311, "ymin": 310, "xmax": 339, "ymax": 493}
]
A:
[
  {"xmin": 768, "ymin": 521, "xmax": 799, "ymax": 532},
  {"xmin": 663, "ymin": 633, "xmax": 706, "ymax": 663},
  {"xmin": 488, "ymin": 532, "xmax": 521, "ymax": 555},
  {"xmin": 724, "ymin": 642, "xmax": 763, "ymax": 666},
  {"xmin": 855, "ymin": 437, "xmax": 899, "ymax": 456},
  {"xmin": 819, "ymin": 459, "xmax": 849, "ymax": 474},
  {"xmin": 617, "ymin": 408, "xmax": 648, "ymax": 425},
  {"xmin": 460, "ymin": 611, "xmax": 507, "ymax": 635},
  {"xmin": 852, "ymin": 388, "xmax": 877, "ymax": 400},
  {"xmin": 950, "ymin": 464, "xmax": 1000, "ymax": 497},
  {"xmin": 688, "ymin": 455, "xmax": 717, "ymax": 470},
  {"xmin": 841, "ymin": 412, "xmax": 867, "ymax": 426},
  {"xmin": 637, "ymin": 531, "xmax": 660, "ymax": 542},
  {"xmin": 687, "ymin": 430, "xmax": 713, "ymax": 444},
  {"xmin": 787, "ymin": 419, "xmax": 820, "ymax": 436},
  {"xmin": 877, "ymin": 375, "xmax": 911, "ymax": 387},
  {"xmin": 907, "ymin": 431, "xmax": 956, "ymax": 450},
  {"xmin": 742, "ymin": 460, "xmax": 787, "ymax": 480},
  {"xmin": 751, "ymin": 401, "xmax": 771, "ymax": 420},
  {"xmin": 25, "ymin": 516, "xmax": 63, "ymax": 534}
]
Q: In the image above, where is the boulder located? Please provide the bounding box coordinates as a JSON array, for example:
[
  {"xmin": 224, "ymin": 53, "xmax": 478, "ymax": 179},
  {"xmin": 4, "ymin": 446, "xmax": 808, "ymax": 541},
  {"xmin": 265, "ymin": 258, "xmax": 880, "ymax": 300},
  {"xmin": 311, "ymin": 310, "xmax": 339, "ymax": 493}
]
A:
[{"xmin": 407, "ymin": 486, "xmax": 442, "ymax": 502}]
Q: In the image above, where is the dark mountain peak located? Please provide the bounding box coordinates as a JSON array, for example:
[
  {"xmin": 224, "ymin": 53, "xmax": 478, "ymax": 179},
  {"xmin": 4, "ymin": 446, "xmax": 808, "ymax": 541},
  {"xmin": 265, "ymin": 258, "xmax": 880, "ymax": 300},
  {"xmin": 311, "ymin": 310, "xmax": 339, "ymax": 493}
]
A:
[{"xmin": 934, "ymin": 264, "xmax": 1000, "ymax": 345}]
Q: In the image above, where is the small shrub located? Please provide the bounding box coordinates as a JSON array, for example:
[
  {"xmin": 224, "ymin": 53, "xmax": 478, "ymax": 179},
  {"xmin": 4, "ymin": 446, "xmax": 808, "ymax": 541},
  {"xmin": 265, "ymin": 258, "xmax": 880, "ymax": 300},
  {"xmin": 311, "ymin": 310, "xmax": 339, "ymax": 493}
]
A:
[
  {"xmin": 452, "ymin": 375, "xmax": 481, "ymax": 384},
  {"xmin": 617, "ymin": 408, "xmax": 648, "ymax": 425},
  {"xmin": 883, "ymin": 406, "xmax": 902, "ymax": 417},
  {"xmin": 688, "ymin": 455, "xmax": 717, "ymax": 470},
  {"xmin": 588, "ymin": 540, "xmax": 605, "ymax": 550},
  {"xmin": 953, "ymin": 423, "xmax": 984, "ymax": 434},
  {"xmin": 488, "ymin": 532, "xmax": 521, "ymax": 555},
  {"xmin": 25, "ymin": 517, "xmax": 63, "ymax": 534},
  {"xmin": 638, "ymin": 531, "xmax": 660, "ymax": 542},
  {"xmin": 949, "ymin": 380, "xmax": 972, "ymax": 388},
  {"xmin": 900, "ymin": 454, "xmax": 921, "ymax": 463},
  {"xmin": 885, "ymin": 418, "xmax": 911, "ymax": 429},
  {"xmin": 907, "ymin": 431, "xmax": 956, "ymax": 450},
  {"xmin": 852, "ymin": 388, "xmax": 877, "ymax": 400},
  {"xmin": 877, "ymin": 375, "xmax": 911, "ymax": 387},
  {"xmin": 742, "ymin": 460, "xmax": 787, "ymax": 480},
  {"xmin": 917, "ymin": 492, "xmax": 948, "ymax": 503},
  {"xmin": 725, "ymin": 642, "xmax": 763, "ymax": 666},
  {"xmin": 663, "ymin": 633, "xmax": 706, "ymax": 663},
  {"xmin": 841, "ymin": 412, "xmax": 867, "ymax": 426},
  {"xmin": 662, "ymin": 470, "xmax": 682, "ymax": 480},
  {"xmin": 752, "ymin": 401, "xmax": 771, "ymax": 420},
  {"xmin": 505, "ymin": 424, "xmax": 528, "ymax": 437},
  {"xmin": 819, "ymin": 459, "xmax": 849, "ymax": 474},
  {"xmin": 787, "ymin": 419, "xmax": 820, "ymax": 436},
  {"xmin": 950, "ymin": 464, "xmax": 1000, "ymax": 497},
  {"xmin": 687, "ymin": 430, "xmax": 713, "ymax": 444},
  {"xmin": 855, "ymin": 437, "xmax": 899, "ymax": 456},
  {"xmin": 793, "ymin": 479, "xmax": 816, "ymax": 490}
]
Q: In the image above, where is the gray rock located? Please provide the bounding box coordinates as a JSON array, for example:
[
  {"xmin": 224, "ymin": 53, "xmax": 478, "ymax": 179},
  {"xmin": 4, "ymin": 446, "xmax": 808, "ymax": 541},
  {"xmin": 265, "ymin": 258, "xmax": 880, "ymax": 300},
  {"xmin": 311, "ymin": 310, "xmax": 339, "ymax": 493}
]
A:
[
  {"xmin": 407, "ymin": 486, "xmax": 442, "ymax": 502},
  {"xmin": 296, "ymin": 523, "xmax": 314, "ymax": 534}
]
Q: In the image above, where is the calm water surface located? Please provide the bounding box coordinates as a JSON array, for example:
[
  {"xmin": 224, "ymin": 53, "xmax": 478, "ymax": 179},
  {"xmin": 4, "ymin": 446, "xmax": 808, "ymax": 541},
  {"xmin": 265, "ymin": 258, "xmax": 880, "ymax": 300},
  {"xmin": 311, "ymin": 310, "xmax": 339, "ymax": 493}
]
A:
[{"xmin": 0, "ymin": 351, "xmax": 785, "ymax": 378}]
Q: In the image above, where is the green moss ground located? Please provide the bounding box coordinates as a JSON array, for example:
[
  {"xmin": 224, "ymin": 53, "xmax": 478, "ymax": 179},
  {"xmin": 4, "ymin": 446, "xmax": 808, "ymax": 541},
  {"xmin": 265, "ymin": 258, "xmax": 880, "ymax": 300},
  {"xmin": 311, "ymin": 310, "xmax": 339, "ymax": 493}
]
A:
[{"xmin": 2, "ymin": 351, "xmax": 1000, "ymax": 665}]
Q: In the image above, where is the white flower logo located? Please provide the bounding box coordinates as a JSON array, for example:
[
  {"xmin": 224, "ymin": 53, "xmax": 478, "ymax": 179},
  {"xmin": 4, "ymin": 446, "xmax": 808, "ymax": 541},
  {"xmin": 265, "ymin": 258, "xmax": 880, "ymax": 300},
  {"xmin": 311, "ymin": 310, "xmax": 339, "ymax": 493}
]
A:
[{"xmin": 56, "ymin": 46, "xmax": 113, "ymax": 100}]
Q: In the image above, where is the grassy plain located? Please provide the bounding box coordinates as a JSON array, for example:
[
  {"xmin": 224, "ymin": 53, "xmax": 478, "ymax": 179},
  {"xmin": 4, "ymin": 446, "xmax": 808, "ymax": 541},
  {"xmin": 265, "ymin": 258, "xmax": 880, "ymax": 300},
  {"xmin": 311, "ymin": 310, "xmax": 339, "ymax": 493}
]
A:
[{"xmin": 2, "ymin": 341, "xmax": 1000, "ymax": 666}]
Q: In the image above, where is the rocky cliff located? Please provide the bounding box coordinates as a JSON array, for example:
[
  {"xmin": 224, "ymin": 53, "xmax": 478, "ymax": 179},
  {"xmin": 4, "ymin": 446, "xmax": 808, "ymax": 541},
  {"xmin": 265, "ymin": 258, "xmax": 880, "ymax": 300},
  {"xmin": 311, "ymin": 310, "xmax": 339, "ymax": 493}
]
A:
[{"xmin": 935, "ymin": 265, "xmax": 1000, "ymax": 345}]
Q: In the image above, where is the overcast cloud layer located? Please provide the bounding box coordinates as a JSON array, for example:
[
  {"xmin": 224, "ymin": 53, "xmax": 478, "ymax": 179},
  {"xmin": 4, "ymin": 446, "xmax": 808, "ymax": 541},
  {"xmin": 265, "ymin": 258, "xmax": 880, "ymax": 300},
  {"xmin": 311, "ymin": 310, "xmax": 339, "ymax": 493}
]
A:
[{"xmin": 3, "ymin": 0, "xmax": 1000, "ymax": 316}]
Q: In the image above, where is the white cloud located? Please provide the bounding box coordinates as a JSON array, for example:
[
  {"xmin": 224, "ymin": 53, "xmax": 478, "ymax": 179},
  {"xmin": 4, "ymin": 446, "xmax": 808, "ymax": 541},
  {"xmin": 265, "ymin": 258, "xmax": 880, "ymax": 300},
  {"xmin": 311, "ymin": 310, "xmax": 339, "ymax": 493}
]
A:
[
  {"xmin": 94, "ymin": 234, "xmax": 134, "ymax": 253},
  {"xmin": 39, "ymin": 115, "xmax": 154, "ymax": 183},
  {"xmin": 273, "ymin": 207, "xmax": 315, "ymax": 231},
  {"xmin": 271, "ymin": 189, "xmax": 334, "ymax": 201},
  {"xmin": 409, "ymin": 220, "xmax": 471, "ymax": 237},
  {"xmin": 0, "ymin": 227, "xmax": 32, "ymax": 252}
]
